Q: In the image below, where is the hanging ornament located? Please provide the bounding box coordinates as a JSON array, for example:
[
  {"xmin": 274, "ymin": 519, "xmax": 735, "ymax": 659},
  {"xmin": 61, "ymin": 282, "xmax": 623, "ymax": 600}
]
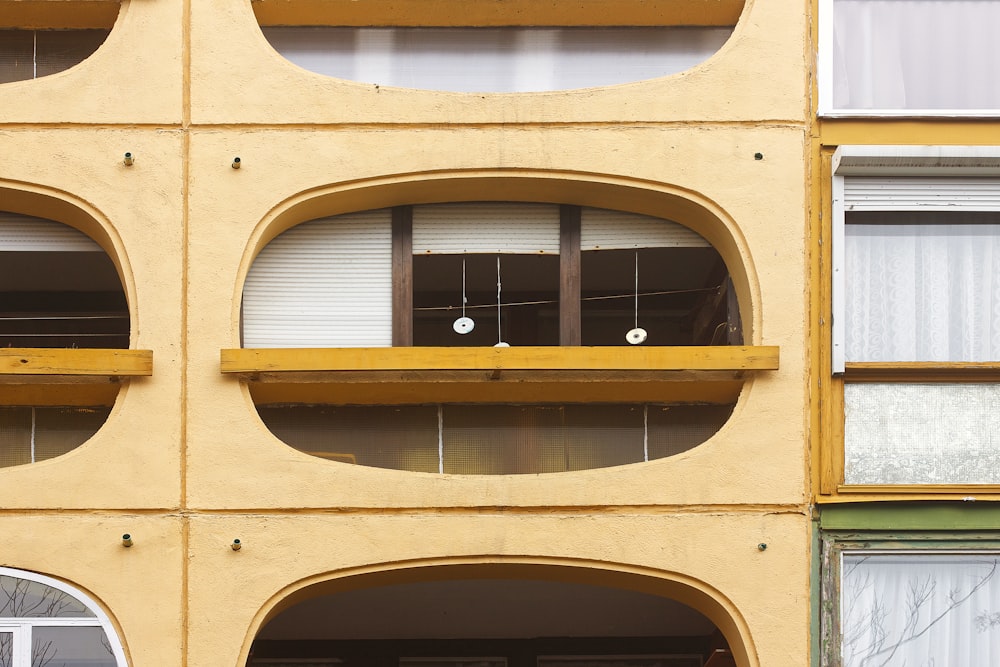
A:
[
  {"xmin": 452, "ymin": 258, "xmax": 475, "ymax": 334},
  {"xmin": 626, "ymin": 249, "xmax": 648, "ymax": 345},
  {"xmin": 494, "ymin": 255, "xmax": 509, "ymax": 347}
]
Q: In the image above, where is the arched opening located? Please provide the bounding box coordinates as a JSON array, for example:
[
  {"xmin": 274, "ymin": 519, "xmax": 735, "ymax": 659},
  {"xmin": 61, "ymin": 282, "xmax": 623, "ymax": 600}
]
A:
[
  {"xmin": 0, "ymin": 566, "xmax": 128, "ymax": 666},
  {"xmin": 247, "ymin": 564, "xmax": 747, "ymax": 667},
  {"xmin": 223, "ymin": 172, "xmax": 776, "ymax": 474},
  {"xmin": 0, "ymin": 186, "xmax": 147, "ymax": 469},
  {"xmin": 251, "ymin": 0, "xmax": 744, "ymax": 94},
  {"xmin": 0, "ymin": 1, "xmax": 120, "ymax": 84}
]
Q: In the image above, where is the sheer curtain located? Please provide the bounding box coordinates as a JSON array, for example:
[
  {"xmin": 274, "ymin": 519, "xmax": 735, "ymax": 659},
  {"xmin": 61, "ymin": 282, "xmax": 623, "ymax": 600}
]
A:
[
  {"xmin": 841, "ymin": 553, "xmax": 1000, "ymax": 667},
  {"xmin": 262, "ymin": 27, "xmax": 732, "ymax": 93},
  {"xmin": 844, "ymin": 218, "xmax": 1000, "ymax": 362},
  {"xmin": 831, "ymin": 0, "xmax": 1000, "ymax": 111}
]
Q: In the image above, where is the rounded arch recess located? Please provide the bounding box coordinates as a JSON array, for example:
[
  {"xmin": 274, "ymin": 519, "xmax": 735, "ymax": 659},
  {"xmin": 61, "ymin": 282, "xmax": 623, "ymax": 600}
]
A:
[
  {"xmin": 0, "ymin": 182, "xmax": 138, "ymax": 331},
  {"xmin": 0, "ymin": 565, "xmax": 130, "ymax": 667},
  {"xmin": 244, "ymin": 558, "xmax": 758, "ymax": 667},
  {"xmin": 238, "ymin": 169, "xmax": 760, "ymax": 345}
]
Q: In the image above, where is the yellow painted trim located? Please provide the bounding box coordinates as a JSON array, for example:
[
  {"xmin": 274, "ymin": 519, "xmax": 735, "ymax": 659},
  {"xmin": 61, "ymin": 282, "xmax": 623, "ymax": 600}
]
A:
[
  {"xmin": 0, "ymin": 381, "xmax": 120, "ymax": 406},
  {"xmin": 222, "ymin": 345, "xmax": 779, "ymax": 373},
  {"xmin": 819, "ymin": 121, "xmax": 1000, "ymax": 147},
  {"xmin": 0, "ymin": 0, "xmax": 120, "ymax": 28},
  {"xmin": 251, "ymin": 0, "xmax": 744, "ymax": 27},
  {"xmin": 818, "ymin": 490, "xmax": 1000, "ymax": 504},
  {"xmin": 0, "ymin": 348, "xmax": 152, "ymax": 376}
]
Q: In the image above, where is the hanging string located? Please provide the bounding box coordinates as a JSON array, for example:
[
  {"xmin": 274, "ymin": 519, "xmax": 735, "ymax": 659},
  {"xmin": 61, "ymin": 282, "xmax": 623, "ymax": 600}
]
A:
[
  {"xmin": 462, "ymin": 258, "xmax": 467, "ymax": 320},
  {"xmin": 496, "ymin": 255, "xmax": 503, "ymax": 345},
  {"xmin": 634, "ymin": 249, "xmax": 639, "ymax": 331}
]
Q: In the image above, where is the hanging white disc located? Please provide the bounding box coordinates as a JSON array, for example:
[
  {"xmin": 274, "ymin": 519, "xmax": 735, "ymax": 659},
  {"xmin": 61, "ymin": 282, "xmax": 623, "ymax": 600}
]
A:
[
  {"xmin": 453, "ymin": 317, "xmax": 475, "ymax": 334},
  {"xmin": 626, "ymin": 327, "xmax": 648, "ymax": 345},
  {"xmin": 494, "ymin": 341, "xmax": 510, "ymax": 348}
]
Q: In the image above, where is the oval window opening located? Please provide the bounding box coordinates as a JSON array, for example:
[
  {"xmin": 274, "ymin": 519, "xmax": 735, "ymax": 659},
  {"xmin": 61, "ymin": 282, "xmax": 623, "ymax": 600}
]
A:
[
  {"xmin": 260, "ymin": 26, "xmax": 735, "ymax": 93},
  {"xmin": 250, "ymin": 575, "xmax": 738, "ymax": 666},
  {"xmin": 0, "ymin": 211, "xmax": 129, "ymax": 468}
]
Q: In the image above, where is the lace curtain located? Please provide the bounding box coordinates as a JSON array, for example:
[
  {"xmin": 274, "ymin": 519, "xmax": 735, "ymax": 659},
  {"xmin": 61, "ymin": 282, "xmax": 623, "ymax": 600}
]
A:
[
  {"xmin": 844, "ymin": 218, "xmax": 1000, "ymax": 362},
  {"xmin": 831, "ymin": 0, "xmax": 1000, "ymax": 111},
  {"xmin": 841, "ymin": 553, "xmax": 1000, "ymax": 666}
]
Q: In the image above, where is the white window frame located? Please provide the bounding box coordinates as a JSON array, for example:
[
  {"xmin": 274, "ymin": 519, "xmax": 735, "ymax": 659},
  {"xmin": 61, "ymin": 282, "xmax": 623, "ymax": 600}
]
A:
[
  {"xmin": 0, "ymin": 567, "xmax": 128, "ymax": 667},
  {"xmin": 817, "ymin": 0, "xmax": 1000, "ymax": 117},
  {"xmin": 831, "ymin": 145, "xmax": 1000, "ymax": 372}
]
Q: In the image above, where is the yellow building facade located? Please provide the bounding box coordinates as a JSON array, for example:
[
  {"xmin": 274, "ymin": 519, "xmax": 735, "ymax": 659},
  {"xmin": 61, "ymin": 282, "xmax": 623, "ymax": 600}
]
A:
[{"xmin": 1, "ymin": 1, "xmax": 814, "ymax": 666}]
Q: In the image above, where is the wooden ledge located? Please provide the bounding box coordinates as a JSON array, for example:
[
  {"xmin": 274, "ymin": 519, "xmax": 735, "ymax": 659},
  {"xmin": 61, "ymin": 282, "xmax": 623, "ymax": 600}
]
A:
[
  {"xmin": 222, "ymin": 346, "xmax": 779, "ymax": 374},
  {"xmin": 252, "ymin": 0, "xmax": 743, "ymax": 27},
  {"xmin": 846, "ymin": 361, "xmax": 1000, "ymax": 382},
  {"xmin": 0, "ymin": 348, "xmax": 153, "ymax": 377},
  {"xmin": 224, "ymin": 346, "xmax": 777, "ymax": 405}
]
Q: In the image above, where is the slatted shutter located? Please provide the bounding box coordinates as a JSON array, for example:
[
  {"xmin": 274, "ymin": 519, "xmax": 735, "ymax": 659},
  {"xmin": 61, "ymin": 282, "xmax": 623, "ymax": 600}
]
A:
[
  {"xmin": 242, "ymin": 210, "xmax": 392, "ymax": 348},
  {"xmin": 843, "ymin": 177, "xmax": 1000, "ymax": 211},
  {"xmin": 412, "ymin": 203, "xmax": 560, "ymax": 254},
  {"xmin": 0, "ymin": 213, "xmax": 102, "ymax": 251},
  {"xmin": 580, "ymin": 208, "xmax": 709, "ymax": 249}
]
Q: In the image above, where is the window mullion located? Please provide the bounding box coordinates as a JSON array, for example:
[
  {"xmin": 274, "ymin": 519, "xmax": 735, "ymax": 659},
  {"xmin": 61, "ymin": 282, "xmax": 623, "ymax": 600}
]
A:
[
  {"xmin": 392, "ymin": 205, "xmax": 413, "ymax": 347},
  {"xmin": 559, "ymin": 205, "xmax": 581, "ymax": 346}
]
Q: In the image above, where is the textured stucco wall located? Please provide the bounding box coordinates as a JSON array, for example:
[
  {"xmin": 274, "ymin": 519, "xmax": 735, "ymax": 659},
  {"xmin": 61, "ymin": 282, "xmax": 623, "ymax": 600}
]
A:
[{"xmin": 0, "ymin": 0, "xmax": 812, "ymax": 665}]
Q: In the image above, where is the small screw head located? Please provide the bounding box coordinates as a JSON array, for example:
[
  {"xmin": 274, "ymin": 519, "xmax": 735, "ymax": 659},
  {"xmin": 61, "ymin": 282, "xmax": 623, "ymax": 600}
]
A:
[
  {"xmin": 753, "ymin": 152, "xmax": 764, "ymax": 161},
  {"xmin": 757, "ymin": 542, "xmax": 767, "ymax": 551}
]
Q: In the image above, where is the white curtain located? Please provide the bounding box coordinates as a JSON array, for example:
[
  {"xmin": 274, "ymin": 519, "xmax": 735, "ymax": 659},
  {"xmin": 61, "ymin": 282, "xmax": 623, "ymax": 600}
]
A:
[
  {"xmin": 841, "ymin": 553, "xmax": 1000, "ymax": 667},
  {"xmin": 831, "ymin": 0, "xmax": 1000, "ymax": 111},
  {"xmin": 845, "ymin": 219, "xmax": 1000, "ymax": 362},
  {"xmin": 262, "ymin": 26, "xmax": 732, "ymax": 93}
]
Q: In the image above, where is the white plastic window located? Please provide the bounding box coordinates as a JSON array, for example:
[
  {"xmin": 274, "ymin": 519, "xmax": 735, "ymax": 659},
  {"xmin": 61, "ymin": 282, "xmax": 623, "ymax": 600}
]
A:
[
  {"xmin": 0, "ymin": 567, "xmax": 127, "ymax": 667},
  {"xmin": 820, "ymin": 0, "xmax": 1000, "ymax": 115}
]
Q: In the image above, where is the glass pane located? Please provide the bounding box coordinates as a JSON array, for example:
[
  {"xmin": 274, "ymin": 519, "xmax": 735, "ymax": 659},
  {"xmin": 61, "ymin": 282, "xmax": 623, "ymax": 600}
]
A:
[
  {"xmin": 442, "ymin": 405, "xmax": 645, "ymax": 474},
  {"xmin": 34, "ymin": 30, "xmax": 109, "ymax": 78},
  {"xmin": 258, "ymin": 405, "xmax": 440, "ymax": 472},
  {"xmin": 0, "ymin": 30, "xmax": 34, "ymax": 83},
  {"xmin": 845, "ymin": 218, "xmax": 1000, "ymax": 362},
  {"xmin": 844, "ymin": 383, "xmax": 1000, "ymax": 485},
  {"xmin": 842, "ymin": 553, "xmax": 1000, "ymax": 667},
  {"xmin": 33, "ymin": 626, "xmax": 115, "ymax": 667},
  {"xmin": 0, "ymin": 632, "xmax": 12, "ymax": 666},
  {"xmin": 33, "ymin": 408, "xmax": 110, "ymax": 462},
  {"xmin": 581, "ymin": 247, "xmax": 727, "ymax": 346},
  {"xmin": 261, "ymin": 27, "xmax": 732, "ymax": 93},
  {"xmin": 0, "ymin": 576, "xmax": 95, "ymax": 618},
  {"xmin": 831, "ymin": 0, "xmax": 1000, "ymax": 111},
  {"xmin": 646, "ymin": 404, "xmax": 734, "ymax": 461},
  {"xmin": 413, "ymin": 254, "xmax": 559, "ymax": 347},
  {"xmin": 0, "ymin": 408, "xmax": 32, "ymax": 468}
]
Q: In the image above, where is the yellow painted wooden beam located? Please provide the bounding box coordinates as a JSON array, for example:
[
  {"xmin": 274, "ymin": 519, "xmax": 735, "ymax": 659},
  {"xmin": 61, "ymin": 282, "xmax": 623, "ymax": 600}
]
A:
[
  {"xmin": 221, "ymin": 346, "xmax": 779, "ymax": 374},
  {"xmin": 0, "ymin": 348, "xmax": 153, "ymax": 376},
  {"xmin": 819, "ymin": 120, "xmax": 1000, "ymax": 148},
  {"xmin": 249, "ymin": 377, "xmax": 746, "ymax": 405},
  {"xmin": 252, "ymin": 0, "xmax": 743, "ymax": 27},
  {"xmin": 0, "ymin": 0, "xmax": 120, "ymax": 28}
]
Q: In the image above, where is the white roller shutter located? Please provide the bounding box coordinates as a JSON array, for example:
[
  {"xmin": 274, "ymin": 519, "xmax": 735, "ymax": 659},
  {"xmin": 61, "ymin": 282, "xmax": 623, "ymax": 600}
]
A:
[
  {"xmin": 0, "ymin": 212, "xmax": 102, "ymax": 251},
  {"xmin": 580, "ymin": 207, "xmax": 709, "ymax": 249},
  {"xmin": 242, "ymin": 210, "xmax": 392, "ymax": 348},
  {"xmin": 412, "ymin": 203, "xmax": 559, "ymax": 254},
  {"xmin": 843, "ymin": 177, "xmax": 1000, "ymax": 211}
]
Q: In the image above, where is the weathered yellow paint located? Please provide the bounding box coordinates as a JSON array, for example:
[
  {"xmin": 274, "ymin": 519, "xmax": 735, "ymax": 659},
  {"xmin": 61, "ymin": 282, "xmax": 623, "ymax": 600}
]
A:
[
  {"xmin": 0, "ymin": 0, "xmax": 812, "ymax": 665},
  {"xmin": 251, "ymin": 0, "xmax": 745, "ymax": 27},
  {"xmin": 0, "ymin": 348, "xmax": 152, "ymax": 376},
  {"xmin": 221, "ymin": 346, "xmax": 779, "ymax": 373}
]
